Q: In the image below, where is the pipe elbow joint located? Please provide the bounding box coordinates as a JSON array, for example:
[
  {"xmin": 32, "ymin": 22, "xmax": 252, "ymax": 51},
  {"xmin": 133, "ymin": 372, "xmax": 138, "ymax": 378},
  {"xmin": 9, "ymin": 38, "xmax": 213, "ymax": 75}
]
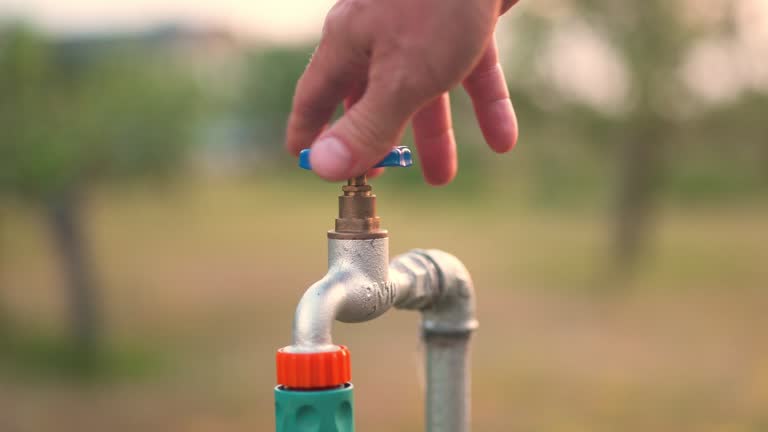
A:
[
  {"xmin": 394, "ymin": 249, "xmax": 478, "ymax": 336},
  {"xmin": 422, "ymin": 249, "xmax": 478, "ymax": 336}
]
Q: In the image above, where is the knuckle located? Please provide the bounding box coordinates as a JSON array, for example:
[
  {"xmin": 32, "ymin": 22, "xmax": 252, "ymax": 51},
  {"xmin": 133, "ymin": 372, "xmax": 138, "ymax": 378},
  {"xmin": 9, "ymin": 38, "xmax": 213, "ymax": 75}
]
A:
[
  {"xmin": 290, "ymin": 96, "xmax": 318, "ymax": 121},
  {"xmin": 322, "ymin": 3, "xmax": 345, "ymax": 38},
  {"xmin": 323, "ymin": 0, "xmax": 367, "ymax": 40},
  {"xmin": 347, "ymin": 108, "xmax": 383, "ymax": 145},
  {"xmin": 296, "ymin": 51, "xmax": 349, "ymax": 98},
  {"xmin": 468, "ymin": 62, "xmax": 501, "ymax": 83},
  {"xmin": 291, "ymin": 83, "xmax": 330, "ymax": 120},
  {"xmin": 310, "ymin": 59, "xmax": 348, "ymax": 93},
  {"xmin": 387, "ymin": 68, "xmax": 441, "ymax": 104},
  {"xmin": 374, "ymin": 41, "xmax": 453, "ymax": 102},
  {"xmin": 340, "ymin": 0, "xmax": 367, "ymax": 21}
]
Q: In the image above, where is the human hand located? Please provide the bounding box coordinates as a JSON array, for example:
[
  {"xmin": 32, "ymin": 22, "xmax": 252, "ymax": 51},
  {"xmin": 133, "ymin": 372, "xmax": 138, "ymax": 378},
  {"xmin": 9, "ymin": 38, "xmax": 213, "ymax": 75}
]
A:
[{"xmin": 286, "ymin": 0, "xmax": 520, "ymax": 185}]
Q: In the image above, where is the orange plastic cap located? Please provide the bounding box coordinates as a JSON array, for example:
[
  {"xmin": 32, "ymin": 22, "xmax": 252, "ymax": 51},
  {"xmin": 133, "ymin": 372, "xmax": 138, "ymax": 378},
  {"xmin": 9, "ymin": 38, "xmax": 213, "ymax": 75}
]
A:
[{"xmin": 276, "ymin": 345, "xmax": 351, "ymax": 389}]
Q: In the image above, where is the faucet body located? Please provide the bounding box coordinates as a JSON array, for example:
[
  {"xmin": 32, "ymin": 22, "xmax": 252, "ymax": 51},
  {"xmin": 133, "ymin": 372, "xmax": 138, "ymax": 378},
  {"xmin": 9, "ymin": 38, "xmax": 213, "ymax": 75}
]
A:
[
  {"xmin": 289, "ymin": 237, "xmax": 392, "ymax": 353},
  {"xmin": 276, "ymin": 176, "xmax": 477, "ymax": 432}
]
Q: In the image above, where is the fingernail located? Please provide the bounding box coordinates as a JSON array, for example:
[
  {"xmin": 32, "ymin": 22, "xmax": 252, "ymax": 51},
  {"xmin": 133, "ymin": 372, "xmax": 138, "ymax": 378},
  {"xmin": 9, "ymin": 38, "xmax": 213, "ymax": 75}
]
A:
[{"xmin": 310, "ymin": 136, "xmax": 353, "ymax": 180}]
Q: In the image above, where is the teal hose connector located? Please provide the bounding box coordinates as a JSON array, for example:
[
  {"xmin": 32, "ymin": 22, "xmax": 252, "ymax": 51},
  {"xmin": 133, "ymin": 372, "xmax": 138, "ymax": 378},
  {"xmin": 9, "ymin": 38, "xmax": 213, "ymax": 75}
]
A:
[
  {"xmin": 274, "ymin": 384, "xmax": 355, "ymax": 432},
  {"xmin": 275, "ymin": 345, "xmax": 353, "ymax": 431}
]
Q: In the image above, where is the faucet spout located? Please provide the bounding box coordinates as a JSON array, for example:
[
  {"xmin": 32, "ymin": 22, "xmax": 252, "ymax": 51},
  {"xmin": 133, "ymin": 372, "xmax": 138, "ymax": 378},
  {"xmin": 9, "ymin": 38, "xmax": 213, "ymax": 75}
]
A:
[
  {"xmin": 288, "ymin": 237, "xmax": 392, "ymax": 353},
  {"xmin": 290, "ymin": 271, "xmax": 349, "ymax": 352}
]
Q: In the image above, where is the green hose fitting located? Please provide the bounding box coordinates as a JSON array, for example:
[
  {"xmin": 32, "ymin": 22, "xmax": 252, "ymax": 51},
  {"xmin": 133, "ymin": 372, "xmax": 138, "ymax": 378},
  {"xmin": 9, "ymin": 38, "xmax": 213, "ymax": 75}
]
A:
[{"xmin": 274, "ymin": 384, "xmax": 354, "ymax": 432}]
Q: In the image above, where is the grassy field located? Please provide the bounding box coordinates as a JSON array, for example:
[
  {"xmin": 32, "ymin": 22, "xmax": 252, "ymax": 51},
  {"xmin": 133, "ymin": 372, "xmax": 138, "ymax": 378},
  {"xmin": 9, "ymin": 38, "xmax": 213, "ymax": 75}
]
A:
[{"xmin": 1, "ymin": 176, "xmax": 767, "ymax": 432}]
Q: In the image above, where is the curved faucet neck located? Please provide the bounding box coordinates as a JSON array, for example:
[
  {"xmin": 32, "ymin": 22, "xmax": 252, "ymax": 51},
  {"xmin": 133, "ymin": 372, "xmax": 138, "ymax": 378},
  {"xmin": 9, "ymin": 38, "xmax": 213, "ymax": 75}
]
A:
[{"xmin": 290, "ymin": 237, "xmax": 391, "ymax": 351}]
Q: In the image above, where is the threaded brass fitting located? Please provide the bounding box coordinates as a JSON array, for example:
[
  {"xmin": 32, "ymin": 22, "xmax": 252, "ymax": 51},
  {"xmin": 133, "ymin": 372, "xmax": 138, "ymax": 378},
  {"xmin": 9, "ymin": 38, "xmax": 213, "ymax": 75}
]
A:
[{"xmin": 328, "ymin": 176, "xmax": 388, "ymax": 240}]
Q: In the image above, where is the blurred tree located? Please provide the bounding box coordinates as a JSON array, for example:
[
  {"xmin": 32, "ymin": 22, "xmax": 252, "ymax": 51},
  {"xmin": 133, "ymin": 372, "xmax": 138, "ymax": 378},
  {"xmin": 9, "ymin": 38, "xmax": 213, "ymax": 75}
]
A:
[
  {"xmin": 0, "ymin": 210, "xmax": 7, "ymax": 338},
  {"xmin": 523, "ymin": 0, "xmax": 740, "ymax": 275},
  {"xmin": 581, "ymin": 0, "xmax": 744, "ymax": 273},
  {"xmin": 570, "ymin": 0, "xmax": 691, "ymax": 273},
  {"xmin": 0, "ymin": 24, "xmax": 202, "ymax": 367}
]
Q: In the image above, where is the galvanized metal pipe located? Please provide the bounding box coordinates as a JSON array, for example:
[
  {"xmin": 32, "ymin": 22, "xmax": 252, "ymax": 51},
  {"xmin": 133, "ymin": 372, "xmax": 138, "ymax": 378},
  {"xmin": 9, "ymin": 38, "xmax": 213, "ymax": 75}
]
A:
[
  {"xmin": 424, "ymin": 334, "xmax": 471, "ymax": 432},
  {"xmin": 394, "ymin": 249, "xmax": 477, "ymax": 432},
  {"xmin": 288, "ymin": 244, "xmax": 476, "ymax": 432}
]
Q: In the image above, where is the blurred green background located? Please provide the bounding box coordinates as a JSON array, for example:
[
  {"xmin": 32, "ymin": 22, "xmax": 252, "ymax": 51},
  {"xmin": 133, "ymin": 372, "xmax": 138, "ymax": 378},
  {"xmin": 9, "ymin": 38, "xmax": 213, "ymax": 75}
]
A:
[{"xmin": 1, "ymin": 1, "xmax": 768, "ymax": 431}]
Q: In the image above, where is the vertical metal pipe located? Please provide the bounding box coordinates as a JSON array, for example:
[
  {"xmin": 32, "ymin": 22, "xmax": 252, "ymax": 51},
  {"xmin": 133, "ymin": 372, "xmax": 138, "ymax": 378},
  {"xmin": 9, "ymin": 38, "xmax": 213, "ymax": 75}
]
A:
[
  {"xmin": 424, "ymin": 334, "xmax": 471, "ymax": 432},
  {"xmin": 392, "ymin": 249, "xmax": 476, "ymax": 432}
]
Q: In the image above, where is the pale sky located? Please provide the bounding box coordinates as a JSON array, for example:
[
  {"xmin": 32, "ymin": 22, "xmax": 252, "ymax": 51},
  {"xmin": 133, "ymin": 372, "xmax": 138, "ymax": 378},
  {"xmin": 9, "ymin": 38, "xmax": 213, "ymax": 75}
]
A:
[
  {"xmin": 0, "ymin": 0, "xmax": 337, "ymax": 41},
  {"xmin": 2, "ymin": 0, "xmax": 766, "ymax": 107}
]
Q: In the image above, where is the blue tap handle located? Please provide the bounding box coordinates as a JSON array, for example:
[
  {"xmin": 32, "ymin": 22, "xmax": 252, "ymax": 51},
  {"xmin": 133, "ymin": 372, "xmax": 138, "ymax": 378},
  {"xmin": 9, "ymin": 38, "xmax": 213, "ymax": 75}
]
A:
[{"xmin": 299, "ymin": 146, "xmax": 412, "ymax": 170}]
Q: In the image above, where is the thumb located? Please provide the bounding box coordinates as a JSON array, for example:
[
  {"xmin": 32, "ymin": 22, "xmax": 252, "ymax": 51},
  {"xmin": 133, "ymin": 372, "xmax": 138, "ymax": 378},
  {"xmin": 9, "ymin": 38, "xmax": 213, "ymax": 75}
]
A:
[{"xmin": 309, "ymin": 84, "xmax": 417, "ymax": 181}]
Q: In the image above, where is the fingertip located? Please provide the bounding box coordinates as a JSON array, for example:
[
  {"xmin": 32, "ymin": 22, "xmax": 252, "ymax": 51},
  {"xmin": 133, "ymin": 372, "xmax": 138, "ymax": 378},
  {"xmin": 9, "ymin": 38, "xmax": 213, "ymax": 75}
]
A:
[
  {"xmin": 309, "ymin": 135, "xmax": 356, "ymax": 181},
  {"xmin": 482, "ymin": 98, "xmax": 518, "ymax": 153},
  {"xmin": 412, "ymin": 93, "xmax": 458, "ymax": 186},
  {"xmin": 463, "ymin": 38, "xmax": 519, "ymax": 154},
  {"xmin": 423, "ymin": 161, "xmax": 457, "ymax": 186},
  {"xmin": 418, "ymin": 134, "xmax": 458, "ymax": 186}
]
